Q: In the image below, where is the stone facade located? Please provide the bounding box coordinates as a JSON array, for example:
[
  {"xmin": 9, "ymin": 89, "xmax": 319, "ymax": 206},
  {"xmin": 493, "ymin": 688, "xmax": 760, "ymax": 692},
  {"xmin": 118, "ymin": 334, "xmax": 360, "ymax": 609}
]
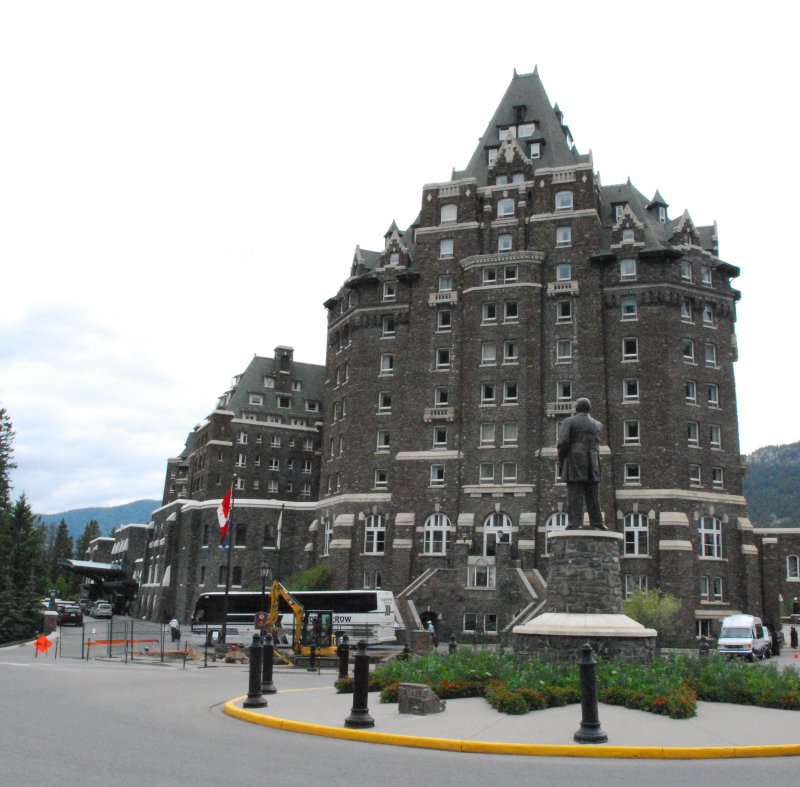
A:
[
  {"xmin": 308, "ymin": 69, "xmax": 760, "ymax": 647},
  {"xmin": 135, "ymin": 347, "xmax": 325, "ymax": 623}
]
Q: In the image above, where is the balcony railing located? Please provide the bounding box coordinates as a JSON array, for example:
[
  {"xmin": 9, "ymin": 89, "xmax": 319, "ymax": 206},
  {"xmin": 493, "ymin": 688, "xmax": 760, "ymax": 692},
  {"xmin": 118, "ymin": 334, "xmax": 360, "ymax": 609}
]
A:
[
  {"xmin": 423, "ymin": 406, "xmax": 456, "ymax": 422},
  {"xmin": 546, "ymin": 401, "xmax": 574, "ymax": 418},
  {"xmin": 428, "ymin": 291, "xmax": 458, "ymax": 306},
  {"xmin": 546, "ymin": 280, "xmax": 579, "ymax": 296}
]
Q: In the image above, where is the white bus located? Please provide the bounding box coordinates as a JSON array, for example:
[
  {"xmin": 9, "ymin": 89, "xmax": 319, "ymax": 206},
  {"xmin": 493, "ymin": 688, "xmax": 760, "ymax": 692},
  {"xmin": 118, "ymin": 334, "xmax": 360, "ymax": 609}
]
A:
[{"xmin": 190, "ymin": 589, "xmax": 400, "ymax": 648}]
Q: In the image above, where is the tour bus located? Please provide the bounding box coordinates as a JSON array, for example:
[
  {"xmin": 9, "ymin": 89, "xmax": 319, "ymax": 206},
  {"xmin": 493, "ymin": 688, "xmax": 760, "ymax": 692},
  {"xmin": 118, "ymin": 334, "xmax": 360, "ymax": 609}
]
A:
[{"xmin": 190, "ymin": 589, "xmax": 400, "ymax": 648}]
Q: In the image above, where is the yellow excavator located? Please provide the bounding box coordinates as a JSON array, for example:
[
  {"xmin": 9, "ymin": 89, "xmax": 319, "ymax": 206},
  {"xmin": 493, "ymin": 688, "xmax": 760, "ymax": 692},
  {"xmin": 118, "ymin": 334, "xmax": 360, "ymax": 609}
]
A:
[{"xmin": 266, "ymin": 581, "xmax": 337, "ymax": 662}]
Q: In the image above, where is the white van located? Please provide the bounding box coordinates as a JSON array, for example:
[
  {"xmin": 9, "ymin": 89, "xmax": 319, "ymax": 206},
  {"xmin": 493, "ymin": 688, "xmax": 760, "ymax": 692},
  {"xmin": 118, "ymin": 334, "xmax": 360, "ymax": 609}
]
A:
[{"xmin": 717, "ymin": 614, "xmax": 771, "ymax": 661}]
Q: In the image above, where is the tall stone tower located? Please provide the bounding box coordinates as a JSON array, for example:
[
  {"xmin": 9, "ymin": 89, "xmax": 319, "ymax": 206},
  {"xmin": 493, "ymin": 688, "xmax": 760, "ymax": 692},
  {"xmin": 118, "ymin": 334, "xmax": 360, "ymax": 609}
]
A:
[{"xmin": 311, "ymin": 68, "xmax": 753, "ymax": 647}]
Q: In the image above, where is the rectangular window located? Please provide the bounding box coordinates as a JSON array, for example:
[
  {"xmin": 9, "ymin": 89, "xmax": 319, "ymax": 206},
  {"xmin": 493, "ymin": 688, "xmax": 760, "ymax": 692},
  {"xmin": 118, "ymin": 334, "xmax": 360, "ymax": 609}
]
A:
[
  {"xmin": 237, "ymin": 431, "xmax": 248, "ymax": 444},
  {"xmin": 501, "ymin": 462, "xmax": 517, "ymax": 484},
  {"xmin": 680, "ymin": 300, "xmax": 693, "ymax": 322},
  {"xmin": 681, "ymin": 260, "xmax": 692, "ymax": 281},
  {"xmin": 557, "ymin": 339, "xmax": 572, "ymax": 363},
  {"xmin": 503, "ymin": 340, "xmax": 519, "ymax": 363},
  {"xmin": 483, "ymin": 267, "xmax": 497, "ymax": 285},
  {"xmin": 235, "ymin": 453, "xmax": 246, "ymax": 468},
  {"xmin": 529, "ymin": 141, "xmax": 541, "ymax": 158},
  {"xmin": 485, "ymin": 613, "xmax": 498, "ymax": 633},
  {"xmin": 249, "ymin": 393, "xmax": 264, "ymax": 406},
  {"xmin": 440, "ymin": 204, "xmax": 457, "ymax": 223},
  {"xmin": 378, "ymin": 391, "xmax": 392, "ymax": 412},
  {"xmin": 709, "ymin": 425, "xmax": 722, "ymax": 449},
  {"xmin": 504, "ymin": 301, "xmax": 518, "ymax": 322},
  {"xmin": 687, "ymin": 421, "xmax": 699, "ymax": 447},
  {"xmin": 374, "ymin": 469, "xmax": 388, "ymax": 489},
  {"xmin": 557, "ymin": 379, "xmax": 572, "ymax": 401},
  {"xmin": 267, "ymin": 479, "xmax": 279, "ymax": 493},
  {"xmin": 481, "ymin": 382, "xmax": 496, "ymax": 404},
  {"xmin": 430, "ymin": 464, "xmax": 445, "ymax": 487},
  {"xmin": 264, "ymin": 377, "xmax": 275, "ymax": 388},
  {"xmin": 498, "ymin": 198, "xmax": 515, "ymax": 217},
  {"xmin": 439, "ymin": 238, "xmax": 454, "ymax": 258},
  {"xmin": 438, "ymin": 275, "xmax": 453, "ymax": 292},
  {"xmin": 702, "ymin": 304, "xmax": 715, "ymax": 327},
  {"xmin": 622, "ymin": 228, "xmax": 635, "ymax": 243},
  {"xmin": 482, "ymin": 302, "xmax": 497, "ymax": 323},
  {"xmin": 624, "ymin": 420, "xmax": 640, "ymax": 445},
  {"xmin": 689, "ymin": 464, "xmax": 702, "ymax": 487},
  {"xmin": 381, "ymin": 315, "xmax": 395, "ymax": 337},
  {"xmin": 376, "ymin": 430, "xmax": 390, "ymax": 451},
  {"xmin": 705, "ymin": 343, "xmax": 717, "ymax": 367},
  {"xmin": 683, "ymin": 339, "xmax": 695, "ymax": 362},
  {"xmin": 467, "ymin": 563, "xmax": 496, "ymax": 589},
  {"xmin": 712, "ymin": 466, "xmax": 724, "ymax": 488},
  {"xmin": 556, "ymin": 226, "xmax": 572, "ymax": 247},
  {"xmin": 624, "ymin": 464, "xmax": 641, "ymax": 485},
  {"xmin": 708, "ymin": 384, "xmax": 719, "ymax": 408},
  {"xmin": 519, "ymin": 122, "xmax": 536, "ymax": 137},
  {"xmin": 383, "ymin": 282, "xmax": 397, "ymax": 302},
  {"xmin": 463, "ymin": 613, "xmax": 478, "ymax": 633},
  {"xmin": 389, "ymin": 252, "xmax": 400, "ymax": 265},
  {"xmin": 503, "ymin": 381, "xmax": 518, "ymax": 403},
  {"xmin": 268, "ymin": 457, "xmax": 279, "ymax": 471},
  {"xmin": 620, "ymin": 258, "xmax": 637, "ymax": 280},
  {"xmin": 380, "ymin": 354, "xmax": 394, "ymax": 374},
  {"xmin": 502, "ymin": 422, "xmax": 518, "ymax": 446},
  {"xmin": 685, "ymin": 380, "xmax": 697, "ymax": 404},
  {"xmin": 479, "ymin": 463, "xmax": 494, "ymax": 484},
  {"xmin": 556, "ymin": 300, "xmax": 572, "ymax": 323},
  {"xmin": 504, "ymin": 264, "xmax": 518, "ymax": 283},
  {"xmin": 435, "ymin": 348, "xmax": 451, "ymax": 369},
  {"xmin": 701, "ymin": 266, "xmax": 712, "ymax": 286},
  {"xmin": 479, "ymin": 423, "xmax": 495, "ymax": 446},
  {"xmin": 621, "ymin": 296, "xmax": 637, "ymax": 320},
  {"xmin": 497, "ymin": 233, "xmax": 512, "ymax": 252},
  {"xmin": 556, "ymin": 263, "xmax": 572, "ymax": 281},
  {"xmin": 433, "ymin": 426, "xmax": 448, "ymax": 448},
  {"xmin": 437, "ymin": 309, "xmax": 452, "ymax": 331},
  {"xmin": 555, "ymin": 191, "xmax": 573, "ymax": 211},
  {"xmin": 622, "ymin": 337, "xmax": 638, "ymax": 362},
  {"xmin": 481, "ymin": 342, "xmax": 497, "ymax": 364},
  {"xmin": 435, "ymin": 386, "xmax": 449, "ymax": 406}
]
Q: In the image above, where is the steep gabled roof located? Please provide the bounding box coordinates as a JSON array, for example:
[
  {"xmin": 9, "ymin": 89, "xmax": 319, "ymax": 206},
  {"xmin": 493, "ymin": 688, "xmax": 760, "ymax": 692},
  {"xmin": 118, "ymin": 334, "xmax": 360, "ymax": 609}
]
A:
[{"xmin": 455, "ymin": 68, "xmax": 588, "ymax": 185}]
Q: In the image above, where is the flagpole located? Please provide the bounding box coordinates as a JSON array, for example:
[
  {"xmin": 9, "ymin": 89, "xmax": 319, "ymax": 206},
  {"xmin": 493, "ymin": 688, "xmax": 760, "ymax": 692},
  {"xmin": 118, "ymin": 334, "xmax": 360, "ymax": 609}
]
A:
[
  {"xmin": 221, "ymin": 475, "xmax": 236, "ymax": 644},
  {"xmin": 275, "ymin": 503, "xmax": 285, "ymax": 580}
]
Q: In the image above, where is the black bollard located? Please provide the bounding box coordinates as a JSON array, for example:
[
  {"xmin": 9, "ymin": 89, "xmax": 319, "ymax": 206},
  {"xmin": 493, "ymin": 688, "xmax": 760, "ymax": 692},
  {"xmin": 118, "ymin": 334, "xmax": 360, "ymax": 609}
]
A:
[
  {"xmin": 344, "ymin": 640, "xmax": 374, "ymax": 728},
  {"xmin": 448, "ymin": 634, "xmax": 458, "ymax": 655},
  {"xmin": 337, "ymin": 634, "xmax": 350, "ymax": 679},
  {"xmin": 400, "ymin": 643, "xmax": 410, "ymax": 661},
  {"xmin": 573, "ymin": 643, "xmax": 607, "ymax": 744},
  {"xmin": 243, "ymin": 634, "xmax": 267, "ymax": 708},
  {"xmin": 262, "ymin": 632, "xmax": 277, "ymax": 694},
  {"xmin": 307, "ymin": 644, "xmax": 317, "ymax": 672}
]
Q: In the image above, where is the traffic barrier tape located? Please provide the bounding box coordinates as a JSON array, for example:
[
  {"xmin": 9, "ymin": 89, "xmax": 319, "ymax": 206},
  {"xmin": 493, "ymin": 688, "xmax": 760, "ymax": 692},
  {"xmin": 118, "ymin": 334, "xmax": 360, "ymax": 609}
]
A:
[{"xmin": 87, "ymin": 638, "xmax": 160, "ymax": 647}]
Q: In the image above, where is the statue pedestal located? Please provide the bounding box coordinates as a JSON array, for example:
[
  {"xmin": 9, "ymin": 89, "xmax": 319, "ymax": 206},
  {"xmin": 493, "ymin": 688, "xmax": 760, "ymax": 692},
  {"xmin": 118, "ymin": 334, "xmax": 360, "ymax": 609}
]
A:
[{"xmin": 513, "ymin": 530, "xmax": 657, "ymax": 661}]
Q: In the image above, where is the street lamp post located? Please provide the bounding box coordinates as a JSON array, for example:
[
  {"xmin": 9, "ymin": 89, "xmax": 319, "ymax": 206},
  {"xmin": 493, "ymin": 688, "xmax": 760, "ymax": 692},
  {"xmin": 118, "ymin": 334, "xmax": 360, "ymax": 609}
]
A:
[
  {"xmin": 260, "ymin": 561, "xmax": 276, "ymax": 693},
  {"xmin": 260, "ymin": 560, "xmax": 273, "ymax": 617}
]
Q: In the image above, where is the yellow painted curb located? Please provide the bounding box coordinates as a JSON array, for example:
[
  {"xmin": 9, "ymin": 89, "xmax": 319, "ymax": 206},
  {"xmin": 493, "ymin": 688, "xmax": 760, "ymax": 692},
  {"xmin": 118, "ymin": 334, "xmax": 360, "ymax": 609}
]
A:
[{"xmin": 223, "ymin": 697, "xmax": 800, "ymax": 760}]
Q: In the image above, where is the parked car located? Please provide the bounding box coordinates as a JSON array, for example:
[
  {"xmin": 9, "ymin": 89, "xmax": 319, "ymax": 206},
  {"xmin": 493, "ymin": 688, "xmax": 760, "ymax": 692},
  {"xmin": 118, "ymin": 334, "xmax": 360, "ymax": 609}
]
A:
[
  {"xmin": 717, "ymin": 614, "xmax": 771, "ymax": 661},
  {"xmin": 90, "ymin": 601, "xmax": 113, "ymax": 618},
  {"xmin": 57, "ymin": 605, "xmax": 83, "ymax": 626}
]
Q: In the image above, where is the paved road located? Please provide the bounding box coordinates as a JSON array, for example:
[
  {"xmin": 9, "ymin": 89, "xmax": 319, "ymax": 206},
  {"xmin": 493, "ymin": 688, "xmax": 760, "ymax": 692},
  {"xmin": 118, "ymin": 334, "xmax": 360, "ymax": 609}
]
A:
[{"xmin": 2, "ymin": 643, "xmax": 798, "ymax": 787}]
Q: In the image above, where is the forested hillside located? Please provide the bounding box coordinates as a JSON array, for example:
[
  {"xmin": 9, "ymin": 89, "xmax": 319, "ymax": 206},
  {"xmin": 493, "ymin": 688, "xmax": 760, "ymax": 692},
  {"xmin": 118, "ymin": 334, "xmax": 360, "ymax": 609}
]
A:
[
  {"xmin": 36, "ymin": 499, "xmax": 159, "ymax": 539},
  {"xmin": 743, "ymin": 442, "xmax": 800, "ymax": 528}
]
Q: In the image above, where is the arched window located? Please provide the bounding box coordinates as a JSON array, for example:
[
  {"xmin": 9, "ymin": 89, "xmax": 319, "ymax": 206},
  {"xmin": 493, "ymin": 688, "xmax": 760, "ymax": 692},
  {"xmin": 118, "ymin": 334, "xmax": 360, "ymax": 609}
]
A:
[
  {"xmin": 423, "ymin": 513, "xmax": 450, "ymax": 555},
  {"xmin": 545, "ymin": 512, "xmax": 568, "ymax": 554},
  {"xmin": 699, "ymin": 516, "xmax": 722, "ymax": 558},
  {"xmin": 623, "ymin": 513, "xmax": 648, "ymax": 556},
  {"xmin": 482, "ymin": 512, "xmax": 513, "ymax": 556},
  {"xmin": 787, "ymin": 555, "xmax": 800, "ymax": 580},
  {"xmin": 364, "ymin": 515, "xmax": 386, "ymax": 554},
  {"xmin": 231, "ymin": 566, "xmax": 242, "ymax": 587}
]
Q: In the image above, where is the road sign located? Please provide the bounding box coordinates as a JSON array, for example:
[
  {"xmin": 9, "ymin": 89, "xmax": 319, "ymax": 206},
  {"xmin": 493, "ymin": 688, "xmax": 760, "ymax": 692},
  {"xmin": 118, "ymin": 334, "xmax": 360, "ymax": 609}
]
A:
[{"xmin": 255, "ymin": 611, "xmax": 268, "ymax": 630}]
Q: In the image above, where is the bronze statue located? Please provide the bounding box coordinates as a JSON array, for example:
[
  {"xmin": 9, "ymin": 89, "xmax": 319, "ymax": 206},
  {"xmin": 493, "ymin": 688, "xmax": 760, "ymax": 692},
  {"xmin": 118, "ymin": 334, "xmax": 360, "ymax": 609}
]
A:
[{"xmin": 557, "ymin": 397, "xmax": 608, "ymax": 530}]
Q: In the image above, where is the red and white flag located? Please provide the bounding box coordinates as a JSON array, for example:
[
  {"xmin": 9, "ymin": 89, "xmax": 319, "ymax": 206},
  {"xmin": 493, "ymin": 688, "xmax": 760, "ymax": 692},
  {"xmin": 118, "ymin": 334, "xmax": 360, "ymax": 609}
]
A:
[{"xmin": 217, "ymin": 484, "xmax": 233, "ymax": 547}]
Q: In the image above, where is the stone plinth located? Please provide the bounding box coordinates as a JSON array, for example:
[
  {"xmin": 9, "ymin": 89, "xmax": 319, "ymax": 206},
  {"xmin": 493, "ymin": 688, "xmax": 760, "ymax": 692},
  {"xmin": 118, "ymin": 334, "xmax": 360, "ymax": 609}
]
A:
[{"xmin": 513, "ymin": 530, "xmax": 657, "ymax": 661}]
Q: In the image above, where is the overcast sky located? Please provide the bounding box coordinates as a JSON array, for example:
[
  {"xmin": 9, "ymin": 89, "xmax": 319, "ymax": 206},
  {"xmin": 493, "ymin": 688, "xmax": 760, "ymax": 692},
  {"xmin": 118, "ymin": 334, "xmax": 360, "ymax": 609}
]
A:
[{"xmin": 1, "ymin": 1, "xmax": 798, "ymax": 514}]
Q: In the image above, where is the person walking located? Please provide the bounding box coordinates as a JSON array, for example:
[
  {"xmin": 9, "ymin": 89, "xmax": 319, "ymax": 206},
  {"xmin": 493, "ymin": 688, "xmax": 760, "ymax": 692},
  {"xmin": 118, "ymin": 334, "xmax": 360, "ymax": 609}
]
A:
[
  {"xmin": 169, "ymin": 616, "xmax": 181, "ymax": 643},
  {"xmin": 790, "ymin": 625, "xmax": 798, "ymax": 650}
]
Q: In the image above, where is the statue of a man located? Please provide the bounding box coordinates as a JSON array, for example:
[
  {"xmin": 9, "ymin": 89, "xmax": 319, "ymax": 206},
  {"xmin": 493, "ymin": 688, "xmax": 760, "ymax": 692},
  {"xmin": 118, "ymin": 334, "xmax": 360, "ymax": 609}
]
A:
[{"xmin": 557, "ymin": 397, "xmax": 608, "ymax": 530}]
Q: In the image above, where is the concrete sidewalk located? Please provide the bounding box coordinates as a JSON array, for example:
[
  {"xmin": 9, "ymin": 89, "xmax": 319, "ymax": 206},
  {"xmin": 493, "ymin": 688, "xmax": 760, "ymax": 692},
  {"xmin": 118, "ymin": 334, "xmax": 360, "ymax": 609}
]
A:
[{"xmin": 224, "ymin": 664, "xmax": 800, "ymax": 758}]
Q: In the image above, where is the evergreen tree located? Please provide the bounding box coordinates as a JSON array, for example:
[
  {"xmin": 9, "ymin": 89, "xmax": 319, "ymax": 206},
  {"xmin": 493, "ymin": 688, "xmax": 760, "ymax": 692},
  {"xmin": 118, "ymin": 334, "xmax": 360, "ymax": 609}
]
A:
[
  {"xmin": 74, "ymin": 519, "xmax": 102, "ymax": 560},
  {"xmin": 0, "ymin": 496, "xmax": 48, "ymax": 643},
  {"xmin": 50, "ymin": 519, "xmax": 73, "ymax": 583},
  {"xmin": 0, "ymin": 407, "xmax": 15, "ymax": 515}
]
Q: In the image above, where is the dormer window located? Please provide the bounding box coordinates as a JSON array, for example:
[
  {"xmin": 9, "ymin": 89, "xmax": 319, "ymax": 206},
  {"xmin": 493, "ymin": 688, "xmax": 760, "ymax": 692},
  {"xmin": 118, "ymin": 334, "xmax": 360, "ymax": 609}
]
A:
[
  {"xmin": 518, "ymin": 122, "xmax": 536, "ymax": 137},
  {"xmin": 658, "ymin": 206, "xmax": 667, "ymax": 224},
  {"xmin": 614, "ymin": 204, "xmax": 625, "ymax": 222},
  {"xmin": 622, "ymin": 228, "xmax": 635, "ymax": 243},
  {"xmin": 440, "ymin": 204, "xmax": 457, "ymax": 224},
  {"xmin": 498, "ymin": 126, "xmax": 516, "ymax": 141},
  {"xmin": 529, "ymin": 142, "xmax": 541, "ymax": 159},
  {"xmin": 389, "ymin": 252, "xmax": 400, "ymax": 265},
  {"xmin": 487, "ymin": 148, "xmax": 498, "ymax": 166}
]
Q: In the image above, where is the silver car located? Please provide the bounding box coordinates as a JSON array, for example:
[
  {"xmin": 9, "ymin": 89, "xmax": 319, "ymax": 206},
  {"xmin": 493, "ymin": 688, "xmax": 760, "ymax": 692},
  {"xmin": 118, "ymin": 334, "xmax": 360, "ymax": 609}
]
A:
[{"xmin": 90, "ymin": 601, "xmax": 113, "ymax": 618}]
